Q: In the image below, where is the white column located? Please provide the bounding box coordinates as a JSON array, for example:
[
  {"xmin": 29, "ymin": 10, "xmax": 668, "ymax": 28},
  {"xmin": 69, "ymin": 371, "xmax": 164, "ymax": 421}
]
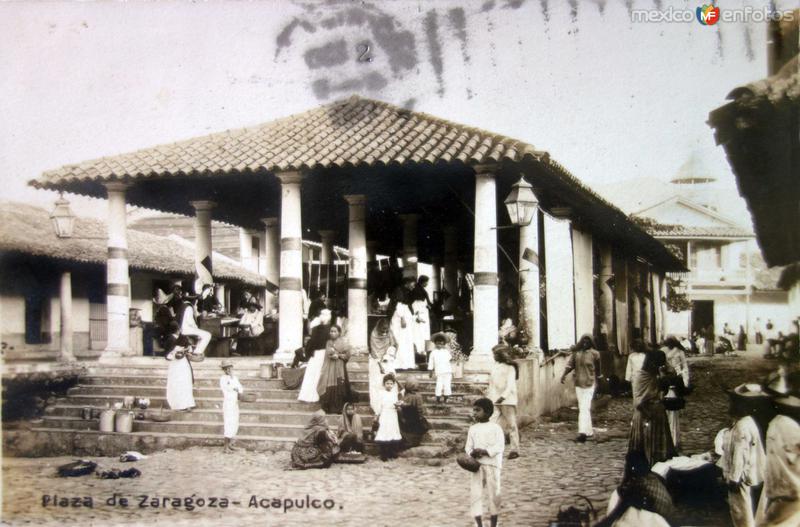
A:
[
  {"xmin": 599, "ymin": 243, "xmax": 616, "ymax": 347},
  {"xmin": 467, "ymin": 166, "xmax": 499, "ymax": 372},
  {"xmin": 443, "ymin": 225, "xmax": 459, "ymax": 312},
  {"xmin": 519, "ymin": 203, "xmax": 540, "ymax": 351},
  {"xmin": 258, "ymin": 231, "xmax": 267, "ymax": 276},
  {"xmin": 239, "ymin": 228, "xmax": 252, "ymax": 270},
  {"xmin": 399, "ymin": 213, "xmax": 419, "ymax": 279},
  {"xmin": 276, "ymin": 171, "xmax": 304, "ymax": 361},
  {"xmin": 261, "ymin": 218, "xmax": 280, "ymax": 310},
  {"xmin": 190, "ymin": 200, "xmax": 215, "ymax": 293},
  {"xmin": 103, "ymin": 182, "xmax": 130, "ymax": 358},
  {"xmin": 319, "ymin": 229, "xmax": 336, "ymax": 298},
  {"xmin": 344, "ymin": 194, "xmax": 368, "ymax": 353},
  {"xmin": 59, "ymin": 270, "xmax": 75, "ymax": 361}
]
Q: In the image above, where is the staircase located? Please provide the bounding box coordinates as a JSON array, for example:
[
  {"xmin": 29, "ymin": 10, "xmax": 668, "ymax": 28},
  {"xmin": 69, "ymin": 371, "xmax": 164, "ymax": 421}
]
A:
[{"xmin": 25, "ymin": 356, "xmax": 487, "ymax": 458}]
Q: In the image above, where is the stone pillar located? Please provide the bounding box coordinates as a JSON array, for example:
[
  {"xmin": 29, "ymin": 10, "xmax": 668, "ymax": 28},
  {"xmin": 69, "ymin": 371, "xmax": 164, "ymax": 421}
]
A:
[
  {"xmin": 599, "ymin": 243, "xmax": 616, "ymax": 348},
  {"xmin": 262, "ymin": 218, "xmax": 280, "ymax": 309},
  {"xmin": 518, "ymin": 199, "xmax": 540, "ymax": 351},
  {"xmin": 443, "ymin": 225, "xmax": 459, "ymax": 312},
  {"xmin": 399, "ymin": 213, "xmax": 419, "ymax": 279},
  {"xmin": 239, "ymin": 228, "xmax": 253, "ymax": 271},
  {"xmin": 344, "ymin": 195, "xmax": 368, "ymax": 353},
  {"xmin": 59, "ymin": 270, "xmax": 75, "ymax": 361},
  {"xmin": 276, "ymin": 171, "xmax": 304, "ymax": 362},
  {"xmin": 467, "ymin": 166, "xmax": 499, "ymax": 372},
  {"xmin": 103, "ymin": 182, "xmax": 130, "ymax": 358},
  {"xmin": 190, "ymin": 200, "xmax": 216, "ymax": 293}
]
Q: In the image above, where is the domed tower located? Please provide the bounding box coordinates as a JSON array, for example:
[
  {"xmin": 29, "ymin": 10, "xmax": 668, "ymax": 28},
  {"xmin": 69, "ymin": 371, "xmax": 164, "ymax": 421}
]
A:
[{"xmin": 670, "ymin": 152, "xmax": 720, "ymax": 211}]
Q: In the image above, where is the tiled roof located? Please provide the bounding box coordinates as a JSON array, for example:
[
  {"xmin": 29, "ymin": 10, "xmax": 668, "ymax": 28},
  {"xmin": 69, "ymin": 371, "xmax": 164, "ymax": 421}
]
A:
[
  {"xmin": 32, "ymin": 96, "xmax": 545, "ymax": 186},
  {"xmin": 29, "ymin": 96, "xmax": 686, "ymax": 272},
  {"xmin": 648, "ymin": 225, "xmax": 754, "ymax": 239},
  {"xmin": 709, "ymin": 54, "xmax": 800, "ymax": 266},
  {"xmin": 0, "ymin": 202, "xmax": 264, "ymax": 286}
]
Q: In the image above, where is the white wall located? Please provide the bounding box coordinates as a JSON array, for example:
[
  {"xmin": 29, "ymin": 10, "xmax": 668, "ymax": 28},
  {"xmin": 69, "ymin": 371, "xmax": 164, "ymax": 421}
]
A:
[{"xmin": 545, "ymin": 215, "xmax": 575, "ymax": 349}]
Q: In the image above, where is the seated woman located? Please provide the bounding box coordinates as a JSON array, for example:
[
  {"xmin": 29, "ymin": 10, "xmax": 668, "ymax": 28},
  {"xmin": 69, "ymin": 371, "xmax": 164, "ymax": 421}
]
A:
[
  {"xmin": 338, "ymin": 402, "xmax": 364, "ymax": 453},
  {"xmin": 597, "ymin": 450, "xmax": 677, "ymax": 527},
  {"xmin": 291, "ymin": 411, "xmax": 340, "ymax": 469},
  {"xmin": 398, "ymin": 379, "xmax": 430, "ymax": 449}
]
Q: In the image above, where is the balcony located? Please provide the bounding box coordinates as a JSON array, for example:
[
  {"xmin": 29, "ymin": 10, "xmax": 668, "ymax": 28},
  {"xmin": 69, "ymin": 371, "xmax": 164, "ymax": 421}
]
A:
[{"xmin": 687, "ymin": 268, "xmax": 749, "ymax": 289}]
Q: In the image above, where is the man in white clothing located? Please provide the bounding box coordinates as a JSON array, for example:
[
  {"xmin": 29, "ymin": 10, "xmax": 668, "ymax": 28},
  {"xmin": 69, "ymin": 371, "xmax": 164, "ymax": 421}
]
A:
[
  {"xmin": 465, "ymin": 397, "xmax": 505, "ymax": 527},
  {"xmin": 220, "ymin": 360, "xmax": 243, "ymax": 453},
  {"xmin": 718, "ymin": 390, "xmax": 766, "ymax": 527},
  {"xmin": 179, "ymin": 298, "xmax": 211, "ymax": 356},
  {"xmin": 488, "ymin": 344, "xmax": 520, "ymax": 459}
]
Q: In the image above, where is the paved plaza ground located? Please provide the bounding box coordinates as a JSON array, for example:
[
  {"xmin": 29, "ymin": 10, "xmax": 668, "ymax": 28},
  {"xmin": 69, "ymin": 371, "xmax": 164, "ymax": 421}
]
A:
[{"xmin": 2, "ymin": 349, "xmax": 776, "ymax": 526}]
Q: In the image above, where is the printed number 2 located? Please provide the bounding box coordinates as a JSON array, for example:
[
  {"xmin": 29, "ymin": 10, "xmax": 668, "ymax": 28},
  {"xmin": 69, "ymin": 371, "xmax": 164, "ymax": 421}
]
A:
[{"xmin": 357, "ymin": 43, "xmax": 373, "ymax": 63}]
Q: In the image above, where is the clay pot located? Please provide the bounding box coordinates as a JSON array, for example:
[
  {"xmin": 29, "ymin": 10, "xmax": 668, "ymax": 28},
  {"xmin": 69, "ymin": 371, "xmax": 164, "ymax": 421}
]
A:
[
  {"xmin": 115, "ymin": 411, "xmax": 134, "ymax": 433},
  {"xmin": 259, "ymin": 363, "xmax": 274, "ymax": 379}
]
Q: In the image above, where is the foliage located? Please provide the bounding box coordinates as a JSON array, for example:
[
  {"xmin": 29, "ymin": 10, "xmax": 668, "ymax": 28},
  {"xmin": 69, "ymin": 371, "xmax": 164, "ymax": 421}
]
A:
[{"xmin": 664, "ymin": 276, "xmax": 692, "ymax": 313}]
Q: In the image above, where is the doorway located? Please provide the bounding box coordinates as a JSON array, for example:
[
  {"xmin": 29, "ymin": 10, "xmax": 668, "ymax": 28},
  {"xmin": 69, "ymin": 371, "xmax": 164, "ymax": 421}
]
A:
[{"xmin": 691, "ymin": 300, "xmax": 714, "ymax": 338}]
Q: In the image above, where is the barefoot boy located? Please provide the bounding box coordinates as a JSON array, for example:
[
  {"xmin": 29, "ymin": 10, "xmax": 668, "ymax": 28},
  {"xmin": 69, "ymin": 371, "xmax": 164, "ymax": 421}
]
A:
[
  {"xmin": 220, "ymin": 360, "xmax": 243, "ymax": 452},
  {"xmin": 466, "ymin": 397, "xmax": 505, "ymax": 527}
]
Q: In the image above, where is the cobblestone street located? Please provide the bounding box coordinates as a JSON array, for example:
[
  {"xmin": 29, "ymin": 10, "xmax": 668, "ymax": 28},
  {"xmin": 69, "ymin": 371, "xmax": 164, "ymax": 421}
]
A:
[{"xmin": 3, "ymin": 350, "xmax": 776, "ymax": 526}]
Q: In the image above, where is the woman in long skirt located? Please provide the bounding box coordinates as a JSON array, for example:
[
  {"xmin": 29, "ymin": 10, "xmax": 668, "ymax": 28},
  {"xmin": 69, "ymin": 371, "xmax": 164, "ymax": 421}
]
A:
[
  {"xmin": 164, "ymin": 322, "xmax": 195, "ymax": 411},
  {"xmin": 369, "ymin": 318, "xmax": 397, "ymax": 413},
  {"xmin": 410, "ymin": 275, "xmax": 432, "ymax": 360},
  {"xmin": 391, "ymin": 297, "xmax": 415, "ymax": 370},
  {"xmin": 628, "ymin": 349, "xmax": 676, "ymax": 467},
  {"xmin": 316, "ymin": 326, "xmax": 352, "ymax": 414}
]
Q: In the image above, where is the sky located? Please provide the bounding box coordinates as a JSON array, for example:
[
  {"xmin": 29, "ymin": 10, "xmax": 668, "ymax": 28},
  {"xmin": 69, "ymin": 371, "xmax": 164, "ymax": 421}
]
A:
[{"xmin": 1, "ymin": 0, "xmax": 796, "ymax": 219}]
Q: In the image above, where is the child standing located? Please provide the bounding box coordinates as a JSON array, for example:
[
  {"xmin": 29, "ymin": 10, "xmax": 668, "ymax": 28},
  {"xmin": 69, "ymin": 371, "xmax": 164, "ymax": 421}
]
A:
[
  {"xmin": 374, "ymin": 373, "xmax": 403, "ymax": 461},
  {"xmin": 466, "ymin": 397, "xmax": 505, "ymax": 527},
  {"xmin": 428, "ymin": 332, "xmax": 453, "ymax": 403},
  {"xmin": 488, "ymin": 344, "xmax": 520, "ymax": 459},
  {"xmin": 220, "ymin": 360, "xmax": 243, "ymax": 453}
]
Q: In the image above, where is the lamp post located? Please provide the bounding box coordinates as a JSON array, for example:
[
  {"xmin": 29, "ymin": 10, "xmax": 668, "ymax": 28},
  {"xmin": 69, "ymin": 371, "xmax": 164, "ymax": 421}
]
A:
[
  {"xmin": 495, "ymin": 177, "xmax": 540, "ymax": 352},
  {"xmin": 50, "ymin": 194, "xmax": 75, "ymax": 238}
]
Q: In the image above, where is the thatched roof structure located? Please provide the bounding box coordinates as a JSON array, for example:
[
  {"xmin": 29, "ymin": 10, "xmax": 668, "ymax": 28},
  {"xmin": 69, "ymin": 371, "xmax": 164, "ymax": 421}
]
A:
[{"xmin": 0, "ymin": 202, "xmax": 264, "ymax": 286}]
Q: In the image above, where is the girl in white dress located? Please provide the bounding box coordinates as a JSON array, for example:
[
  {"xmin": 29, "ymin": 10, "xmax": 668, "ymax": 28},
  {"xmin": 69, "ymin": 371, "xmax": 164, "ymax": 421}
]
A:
[{"xmin": 375, "ymin": 373, "xmax": 403, "ymax": 461}]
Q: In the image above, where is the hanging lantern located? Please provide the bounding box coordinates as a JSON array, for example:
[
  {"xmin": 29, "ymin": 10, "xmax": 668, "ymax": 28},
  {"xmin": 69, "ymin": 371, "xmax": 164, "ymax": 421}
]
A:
[
  {"xmin": 504, "ymin": 176, "xmax": 538, "ymax": 227},
  {"xmin": 50, "ymin": 194, "xmax": 75, "ymax": 238}
]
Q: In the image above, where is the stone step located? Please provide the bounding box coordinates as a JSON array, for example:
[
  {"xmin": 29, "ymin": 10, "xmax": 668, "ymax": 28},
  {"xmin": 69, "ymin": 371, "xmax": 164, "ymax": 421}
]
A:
[
  {"xmin": 68, "ymin": 385, "xmax": 300, "ymax": 399},
  {"xmin": 61, "ymin": 394, "xmax": 324, "ymax": 412},
  {"xmin": 45, "ymin": 404, "xmax": 471, "ymax": 426},
  {"xmin": 78, "ymin": 375, "xmax": 485, "ymax": 393},
  {"xmin": 16, "ymin": 427, "xmax": 455, "ymax": 458}
]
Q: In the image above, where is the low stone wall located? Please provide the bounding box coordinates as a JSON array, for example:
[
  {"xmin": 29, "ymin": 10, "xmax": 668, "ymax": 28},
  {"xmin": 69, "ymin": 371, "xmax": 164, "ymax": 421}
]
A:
[{"xmin": 517, "ymin": 354, "xmax": 577, "ymax": 421}]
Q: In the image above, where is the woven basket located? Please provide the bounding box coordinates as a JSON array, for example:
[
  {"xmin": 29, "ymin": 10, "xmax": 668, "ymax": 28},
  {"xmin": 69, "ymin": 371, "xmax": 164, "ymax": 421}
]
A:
[
  {"xmin": 148, "ymin": 408, "xmax": 172, "ymax": 422},
  {"xmin": 238, "ymin": 393, "xmax": 258, "ymax": 403}
]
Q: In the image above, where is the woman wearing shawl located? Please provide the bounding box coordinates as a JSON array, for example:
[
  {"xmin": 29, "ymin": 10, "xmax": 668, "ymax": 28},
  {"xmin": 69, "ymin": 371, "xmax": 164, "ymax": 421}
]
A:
[
  {"xmin": 398, "ymin": 379, "xmax": 431, "ymax": 448},
  {"xmin": 628, "ymin": 348, "xmax": 677, "ymax": 467},
  {"xmin": 369, "ymin": 318, "xmax": 398, "ymax": 413},
  {"xmin": 338, "ymin": 402, "xmax": 364, "ymax": 453},
  {"xmin": 317, "ymin": 325, "xmax": 352, "ymax": 414},
  {"xmin": 410, "ymin": 275, "xmax": 432, "ymax": 362},
  {"xmin": 291, "ymin": 411, "xmax": 340, "ymax": 469}
]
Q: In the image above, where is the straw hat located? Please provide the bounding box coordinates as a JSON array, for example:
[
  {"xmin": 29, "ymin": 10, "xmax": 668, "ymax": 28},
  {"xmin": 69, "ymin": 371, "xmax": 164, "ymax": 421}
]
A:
[
  {"xmin": 221, "ymin": 360, "xmax": 234, "ymax": 369},
  {"xmin": 153, "ymin": 288, "xmax": 173, "ymax": 305},
  {"xmin": 431, "ymin": 332, "xmax": 449, "ymax": 344}
]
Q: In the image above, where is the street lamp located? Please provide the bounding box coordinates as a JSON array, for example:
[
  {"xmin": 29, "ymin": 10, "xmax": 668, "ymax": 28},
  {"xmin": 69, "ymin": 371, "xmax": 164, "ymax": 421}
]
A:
[
  {"xmin": 50, "ymin": 194, "xmax": 75, "ymax": 238},
  {"xmin": 503, "ymin": 176, "xmax": 538, "ymax": 227}
]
